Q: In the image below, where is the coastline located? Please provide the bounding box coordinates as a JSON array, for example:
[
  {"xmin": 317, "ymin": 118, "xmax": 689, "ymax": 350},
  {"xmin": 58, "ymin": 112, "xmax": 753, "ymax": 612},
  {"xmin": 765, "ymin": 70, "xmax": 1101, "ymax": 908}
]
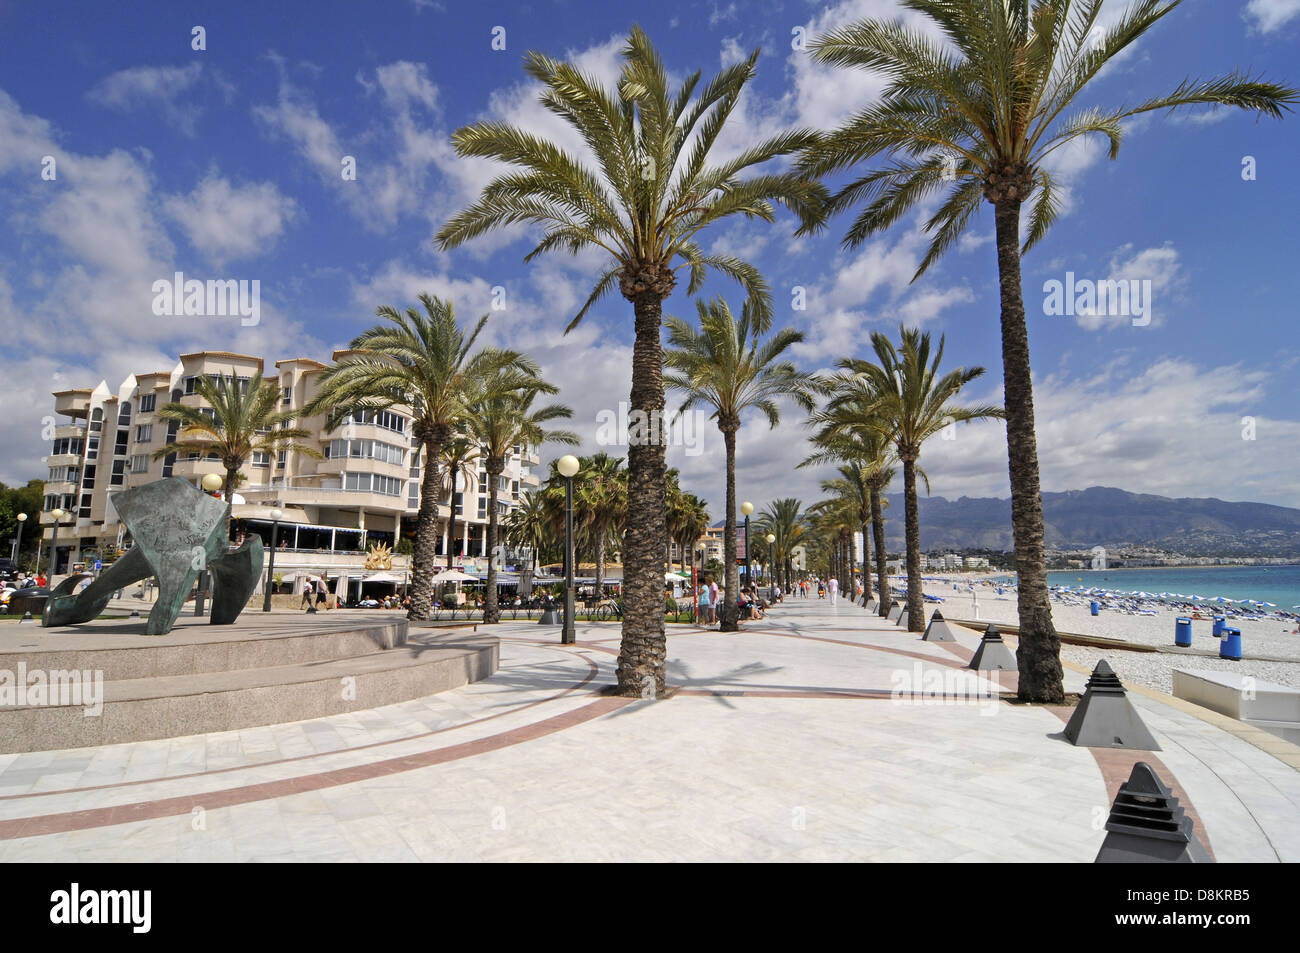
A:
[{"xmin": 908, "ymin": 572, "xmax": 1300, "ymax": 695}]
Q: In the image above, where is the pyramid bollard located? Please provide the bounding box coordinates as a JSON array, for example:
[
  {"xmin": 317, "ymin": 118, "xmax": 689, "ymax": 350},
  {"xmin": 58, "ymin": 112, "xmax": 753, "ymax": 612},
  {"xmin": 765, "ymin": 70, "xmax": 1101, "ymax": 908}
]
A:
[
  {"xmin": 19, "ymin": 611, "xmax": 33, "ymax": 624},
  {"xmin": 895, "ymin": 603, "xmax": 911, "ymax": 626},
  {"xmin": 968, "ymin": 624, "xmax": 1017, "ymax": 671},
  {"xmin": 866, "ymin": 599, "xmax": 877, "ymax": 613},
  {"xmin": 921, "ymin": 609, "xmax": 957, "ymax": 642},
  {"xmin": 1063, "ymin": 659, "xmax": 1160, "ymax": 750},
  {"xmin": 886, "ymin": 603, "xmax": 903, "ymax": 623},
  {"xmin": 537, "ymin": 608, "xmax": 560, "ymax": 625},
  {"xmin": 1095, "ymin": 762, "xmax": 1211, "ymax": 863}
]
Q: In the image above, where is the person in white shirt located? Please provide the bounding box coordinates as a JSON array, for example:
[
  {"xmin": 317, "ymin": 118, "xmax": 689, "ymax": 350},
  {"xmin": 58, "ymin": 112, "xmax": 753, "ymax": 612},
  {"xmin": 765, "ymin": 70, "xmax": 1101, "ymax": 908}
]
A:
[{"xmin": 828, "ymin": 577, "xmax": 839, "ymax": 605}]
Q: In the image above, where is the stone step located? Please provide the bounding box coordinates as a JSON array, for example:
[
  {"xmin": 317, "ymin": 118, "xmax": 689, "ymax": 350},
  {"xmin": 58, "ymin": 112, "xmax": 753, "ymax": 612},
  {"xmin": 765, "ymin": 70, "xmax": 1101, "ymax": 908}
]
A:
[{"xmin": 1, "ymin": 632, "xmax": 498, "ymax": 752}]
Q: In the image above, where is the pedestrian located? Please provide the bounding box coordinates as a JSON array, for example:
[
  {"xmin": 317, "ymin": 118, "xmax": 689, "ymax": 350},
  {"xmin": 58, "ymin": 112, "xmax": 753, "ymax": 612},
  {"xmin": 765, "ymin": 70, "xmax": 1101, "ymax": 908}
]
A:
[
  {"xmin": 316, "ymin": 579, "xmax": 328, "ymax": 608},
  {"xmin": 828, "ymin": 576, "xmax": 839, "ymax": 605},
  {"xmin": 300, "ymin": 584, "xmax": 313, "ymax": 609},
  {"xmin": 708, "ymin": 576, "xmax": 719, "ymax": 624},
  {"xmin": 698, "ymin": 575, "xmax": 713, "ymax": 625}
]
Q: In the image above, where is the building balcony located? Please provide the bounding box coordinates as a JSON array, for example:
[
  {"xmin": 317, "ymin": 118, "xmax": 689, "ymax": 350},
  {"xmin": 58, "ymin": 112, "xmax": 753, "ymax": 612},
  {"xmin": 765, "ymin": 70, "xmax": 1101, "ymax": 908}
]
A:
[
  {"xmin": 45, "ymin": 453, "xmax": 81, "ymax": 467},
  {"xmin": 53, "ymin": 424, "xmax": 87, "ymax": 440},
  {"xmin": 53, "ymin": 392, "xmax": 91, "ymax": 419}
]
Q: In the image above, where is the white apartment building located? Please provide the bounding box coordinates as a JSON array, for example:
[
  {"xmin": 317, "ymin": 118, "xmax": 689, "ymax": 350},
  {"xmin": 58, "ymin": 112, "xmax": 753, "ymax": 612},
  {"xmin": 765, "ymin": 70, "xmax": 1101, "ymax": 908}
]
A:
[{"xmin": 39, "ymin": 351, "xmax": 541, "ymax": 590}]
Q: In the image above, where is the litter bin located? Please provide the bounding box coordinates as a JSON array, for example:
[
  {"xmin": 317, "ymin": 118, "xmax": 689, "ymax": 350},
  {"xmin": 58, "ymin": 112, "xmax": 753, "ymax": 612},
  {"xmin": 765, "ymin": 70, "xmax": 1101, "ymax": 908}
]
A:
[
  {"xmin": 1174, "ymin": 617, "xmax": 1192, "ymax": 647},
  {"xmin": 1090, "ymin": 600, "xmax": 1100, "ymax": 616},
  {"xmin": 1219, "ymin": 627, "xmax": 1242, "ymax": 661},
  {"xmin": 997, "ymin": 586, "xmax": 1004, "ymax": 595},
  {"xmin": 1212, "ymin": 616, "xmax": 1226, "ymax": 637}
]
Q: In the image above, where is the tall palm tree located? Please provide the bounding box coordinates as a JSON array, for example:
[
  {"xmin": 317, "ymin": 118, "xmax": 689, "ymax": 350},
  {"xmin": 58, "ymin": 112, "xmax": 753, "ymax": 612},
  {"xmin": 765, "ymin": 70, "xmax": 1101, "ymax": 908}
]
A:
[
  {"xmin": 816, "ymin": 465, "xmax": 876, "ymax": 603},
  {"xmin": 154, "ymin": 371, "xmax": 321, "ymax": 541},
  {"xmin": 505, "ymin": 490, "xmax": 550, "ymax": 573},
  {"xmin": 303, "ymin": 294, "xmax": 525, "ymax": 620},
  {"xmin": 802, "ymin": 382, "xmax": 898, "ymax": 616},
  {"xmin": 846, "ymin": 328, "xmax": 1003, "ymax": 632},
  {"xmin": 671, "ymin": 491, "xmax": 710, "ymax": 575},
  {"xmin": 757, "ymin": 498, "xmax": 805, "ymax": 594},
  {"xmin": 466, "ymin": 377, "xmax": 577, "ymax": 624},
  {"xmin": 435, "ymin": 26, "xmax": 828, "ymax": 695},
  {"xmin": 439, "ymin": 434, "xmax": 481, "ymax": 571},
  {"xmin": 664, "ymin": 297, "xmax": 819, "ymax": 630},
  {"xmin": 798, "ymin": 0, "xmax": 1296, "ymax": 700},
  {"xmin": 572, "ymin": 453, "xmax": 627, "ymax": 602}
]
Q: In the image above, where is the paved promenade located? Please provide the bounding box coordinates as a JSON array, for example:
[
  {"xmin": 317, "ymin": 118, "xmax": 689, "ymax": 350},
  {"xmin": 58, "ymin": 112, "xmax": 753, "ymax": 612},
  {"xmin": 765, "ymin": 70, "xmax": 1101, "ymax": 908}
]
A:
[{"xmin": 2, "ymin": 601, "xmax": 1297, "ymax": 862}]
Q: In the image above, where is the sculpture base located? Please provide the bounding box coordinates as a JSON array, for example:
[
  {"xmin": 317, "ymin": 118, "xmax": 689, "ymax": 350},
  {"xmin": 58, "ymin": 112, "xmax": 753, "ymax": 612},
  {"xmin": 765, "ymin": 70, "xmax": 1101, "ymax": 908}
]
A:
[{"xmin": 0, "ymin": 613, "xmax": 497, "ymax": 753}]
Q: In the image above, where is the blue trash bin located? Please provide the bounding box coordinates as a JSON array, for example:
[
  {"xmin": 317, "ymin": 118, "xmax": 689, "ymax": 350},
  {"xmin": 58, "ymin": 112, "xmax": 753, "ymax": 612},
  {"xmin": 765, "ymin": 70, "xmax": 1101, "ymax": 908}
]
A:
[
  {"xmin": 997, "ymin": 586, "xmax": 1004, "ymax": 595},
  {"xmin": 1212, "ymin": 616, "xmax": 1226, "ymax": 637},
  {"xmin": 1090, "ymin": 600, "xmax": 1100, "ymax": 616},
  {"xmin": 1219, "ymin": 627, "xmax": 1242, "ymax": 661},
  {"xmin": 1175, "ymin": 617, "xmax": 1192, "ymax": 647}
]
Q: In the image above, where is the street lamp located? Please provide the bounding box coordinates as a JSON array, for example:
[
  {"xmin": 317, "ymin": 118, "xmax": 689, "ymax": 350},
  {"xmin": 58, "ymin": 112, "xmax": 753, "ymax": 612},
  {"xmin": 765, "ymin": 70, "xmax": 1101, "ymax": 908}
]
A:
[
  {"xmin": 766, "ymin": 533, "xmax": 776, "ymax": 601},
  {"xmin": 556, "ymin": 454, "xmax": 580, "ymax": 645},
  {"xmin": 740, "ymin": 501, "xmax": 753, "ymax": 589},
  {"xmin": 195, "ymin": 473, "xmax": 223, "ymax": 616},
  {"xmin": 262, "ymin": 507, "xmax": 283, "ymax": 612},
  {"xmin": 12, "ymin": 512, "xmax": 26, "ymax": 563},
  {"xmin": 48, "ymin": 508, "xmax": 65, "ymax": 580}
]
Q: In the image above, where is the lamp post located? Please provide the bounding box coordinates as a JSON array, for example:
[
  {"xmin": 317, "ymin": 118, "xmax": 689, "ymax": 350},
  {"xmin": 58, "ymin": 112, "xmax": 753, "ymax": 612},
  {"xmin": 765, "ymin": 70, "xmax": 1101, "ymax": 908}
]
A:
[
  {"xmin": 262, "ymin": 508, "xmax": 283, "ymax": 612},
  {"xmin": 740, "ymin": 501, "xmax": 753, "ymax": 590},
  {"xmin": 12, "ymin": 512, "xmax": 26, "ymax": 563},
  {"xmin": 557, "ymin": 454, "xmax": 580, "ymax": 645},
  {"xmin": 48, "ymin": 508, "xmax": 65, "ymax": 581},
  {"xmin": 766, "ymin": 533, "xmax": 776, "ymax": 602},
  {"xmin": 195, "ymin": 473, "xmax": 223, "ymax": 616}
]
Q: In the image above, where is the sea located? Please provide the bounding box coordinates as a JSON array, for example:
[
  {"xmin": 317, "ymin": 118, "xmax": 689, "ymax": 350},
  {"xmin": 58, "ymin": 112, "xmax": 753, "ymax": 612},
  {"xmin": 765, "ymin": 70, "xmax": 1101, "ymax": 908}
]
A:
[{"xmin": 1044, "ymin": 565, "xmax": 1300, "ymax": 610}]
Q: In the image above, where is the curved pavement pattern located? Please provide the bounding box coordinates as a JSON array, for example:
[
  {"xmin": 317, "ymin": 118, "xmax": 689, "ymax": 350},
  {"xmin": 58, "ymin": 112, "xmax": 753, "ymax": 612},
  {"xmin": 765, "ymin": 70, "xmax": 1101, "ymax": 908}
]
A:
[{"xmin": 0, "ymin": 602, "xmax": 1296, "ymax": 862}]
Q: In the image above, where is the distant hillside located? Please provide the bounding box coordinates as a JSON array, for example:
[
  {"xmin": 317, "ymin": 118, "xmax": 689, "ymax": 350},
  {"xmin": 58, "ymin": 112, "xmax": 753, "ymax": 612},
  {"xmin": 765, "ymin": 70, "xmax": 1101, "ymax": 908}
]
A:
[{"xmin": 878, "ymin": 486, "xmax": 1300, "ymax": 557}]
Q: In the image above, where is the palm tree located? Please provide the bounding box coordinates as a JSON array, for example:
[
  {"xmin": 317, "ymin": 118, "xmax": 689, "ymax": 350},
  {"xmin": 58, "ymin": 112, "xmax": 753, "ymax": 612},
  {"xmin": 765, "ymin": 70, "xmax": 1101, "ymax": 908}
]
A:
[
  {"xmin": 576, "ymin": 454, "xmax": 627, "ymax": 600},
  {"xmin": 757, "ymin": 498, "xmax": 805, "ymax": 594},
  {"xmin": 466, "ymin": 377, "xmax": 577, "ymax": 624},
  {"xmin": 435, "ymin": 26, "xmax": 828, "ymax": 695},
  {"xmin": 154, "ymin": 371, "xmax": 321, "ymax": 541},
  {"xmin": 664, "ymin": 297, "xmax": 819, "ymax": 630},
  {"xmin": 802, "ymin": 382, "xmax": 898, "ymax": 616},
  {"xmin": 670, "ymin": 491, "xmax": 710, "ymax": 575},
  {"xmin": 303, "ymin": 294, "xmax": 526, "ymax": 620},
  {"xmin": 815, "ymin": 465, "xmax": 876, "ymax": 604},
  {"xmin": 845, "ymin": 328, "xmax": 1003, "ymax": 632},
  {"xmin": 501, "ymin": 491, "xmax": 548, "ymax": 572},
  {"xmin": 438, "ymin": 434, "xmax": 481, "ymax": 572},
  {"xmin": 798, "ymin": 0, "xmax": 1296, "ymax": 700}
]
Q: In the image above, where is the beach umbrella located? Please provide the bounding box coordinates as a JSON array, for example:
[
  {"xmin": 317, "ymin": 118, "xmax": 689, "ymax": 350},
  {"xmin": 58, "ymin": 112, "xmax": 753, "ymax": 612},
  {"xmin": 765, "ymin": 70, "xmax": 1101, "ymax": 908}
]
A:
[{"xmin": 1260, "ymin": 602, "xmax": 1276, "ymax": 608}]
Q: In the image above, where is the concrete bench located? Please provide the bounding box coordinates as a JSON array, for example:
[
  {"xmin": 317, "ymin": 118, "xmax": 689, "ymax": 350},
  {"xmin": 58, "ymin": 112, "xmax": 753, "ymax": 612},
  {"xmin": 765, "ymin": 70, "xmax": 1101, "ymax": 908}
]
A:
[{"xmin": 1172, "ymin": 669, "xmax": 1300, "ymax": 744}]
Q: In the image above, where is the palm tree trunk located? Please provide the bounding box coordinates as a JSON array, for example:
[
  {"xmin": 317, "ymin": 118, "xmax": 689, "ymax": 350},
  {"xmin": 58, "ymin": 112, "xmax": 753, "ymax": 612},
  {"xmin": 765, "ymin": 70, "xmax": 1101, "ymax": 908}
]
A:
[
  {"xmin": 720, "ymin": 426, "xmax": 739, "ymax": 631},
  {"xmin": 848, "ymin": 526, "xmax": 858, "ymax": 605},
  {"xmin": 483, "ymin": 459, "xmax": 502, "ymax": 624},
  {"xmin": 594, "ymin": 530, "xmax": 606, "ymax": 600},
  {"xmin": 860, "ymin": 518, "xmax": 872, "ymax": 604},
  {"xmin": 409, "ymin": 436, "xmax": 443, "ymax": 621},
  {"xmin": 902, "ymin": 458, "xmax": 924, "ymax": 632},
  {"xmin": 994, "ymin": 199, "xmax": 1063, "ymax": 702},
  {"xmin": 870, "ymin": 485, "xmax": 888, "ymax": 617},
  {"xmin": 222, "ymin": 467, "xmax": 237, "ymax": 547},
  {"xmin": 616, "ymin": 290, "xmax": 668, "ymax": 696}
]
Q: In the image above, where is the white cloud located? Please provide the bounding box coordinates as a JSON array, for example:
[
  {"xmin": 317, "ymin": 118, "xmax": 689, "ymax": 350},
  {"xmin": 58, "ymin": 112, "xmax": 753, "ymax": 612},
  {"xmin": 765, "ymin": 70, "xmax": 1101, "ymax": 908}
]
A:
[
  {"xmin": 1245, "ymin": 0, "xmax": 1300, "ymax": 33},
  {"xmin": 87, "ymin": 63, "xmax": 206, "ymax": 135},
  {"xmin": 164, "ymin": 174, "xmax": 297, "ymax": 267}
]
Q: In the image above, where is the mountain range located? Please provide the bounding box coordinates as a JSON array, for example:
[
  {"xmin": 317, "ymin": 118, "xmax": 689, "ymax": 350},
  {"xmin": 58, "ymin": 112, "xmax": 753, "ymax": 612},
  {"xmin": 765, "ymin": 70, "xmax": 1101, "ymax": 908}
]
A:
[{"xmin": 878, "ymin": 486, "xmax": 1300, "ymax": 557}]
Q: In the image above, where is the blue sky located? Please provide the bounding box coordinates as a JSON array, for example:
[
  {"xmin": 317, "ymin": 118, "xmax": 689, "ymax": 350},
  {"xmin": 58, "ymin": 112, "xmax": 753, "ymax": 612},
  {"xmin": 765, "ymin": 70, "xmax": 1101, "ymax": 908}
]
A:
[{"xmin": 1, "ymin": 0, "xmax": 1298, "ymax": 515}]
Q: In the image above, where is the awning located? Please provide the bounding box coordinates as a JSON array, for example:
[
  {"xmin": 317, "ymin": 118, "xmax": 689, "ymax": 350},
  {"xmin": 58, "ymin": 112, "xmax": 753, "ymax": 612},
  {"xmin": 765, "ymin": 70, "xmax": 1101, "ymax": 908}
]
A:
[
  {"xmin": 232, "ymin": 504, "xmax": 311, "ymax": 523},
  {"xmin": 364, "ymin": 572, "xmax": 404, "ymax": 583}
]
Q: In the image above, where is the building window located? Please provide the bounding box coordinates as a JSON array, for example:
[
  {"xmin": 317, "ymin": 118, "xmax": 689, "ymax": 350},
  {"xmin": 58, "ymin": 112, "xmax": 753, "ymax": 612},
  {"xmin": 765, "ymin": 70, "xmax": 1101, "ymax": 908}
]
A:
[
  {"xmin": 348, "ymin": 409, "xmax": 407, "ymax": 434},
  {"xmin": 130, "ymin": 455, "xmax": 149, "ymax": 474},
  {"xmin": 114, "ymin": 430, "xmax": 129, "ymax": 456},
  {"xmin": 162, "ymin": 453, "xmax": 175, "ymax": 478},
  {"xmin": 277, "ymin": 450, "xmax": 286, "ymax": 469},
  {"xmin": 453, "ymin": 492, "xmax": 463, "ymax": 516},
  {"xmin": 183, "ymin": 376, "xmax": 198, "ymax": 395},
  {"xmin": 165, "ymin": 421, "xmax": 178, "ymax": 444},
  {"xmin": 342, "ymin": 472, "xmax": 402, "ymax": 496},
  {"xmin": 252, "ymin": 452, "xmax": 270, "ymax": 467},
  {"xmin": 135, "ymin": 424, "xmax": 153, "ymax": 443},
  {"xmin": 139, "ymin": 394, "xmax": 156, "ymax": 413},
  {"xmin": 282, "ymin": 385, "xmax": 292, "ymax": 406},
  {"xmin": 117, "ymin": 402, "xmax": 131, "ymax": 425},
  {"xmin": 477, "ymin": 497, "xmax": 487, "ymax": 520},
  {"xmin": 110, "ymin": 460, "xmax": 126, "ymax": 486},
  {"xmin": 89, "ymin": 408, "xmax": 103, "ymax": 432}
]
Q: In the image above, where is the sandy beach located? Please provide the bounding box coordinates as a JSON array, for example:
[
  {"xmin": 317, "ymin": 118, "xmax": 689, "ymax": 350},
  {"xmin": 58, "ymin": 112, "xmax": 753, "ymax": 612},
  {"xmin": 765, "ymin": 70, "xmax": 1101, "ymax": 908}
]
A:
[{"xmin": 912, "ymin": 572, "xmax": 1300, "ymax": 695}]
